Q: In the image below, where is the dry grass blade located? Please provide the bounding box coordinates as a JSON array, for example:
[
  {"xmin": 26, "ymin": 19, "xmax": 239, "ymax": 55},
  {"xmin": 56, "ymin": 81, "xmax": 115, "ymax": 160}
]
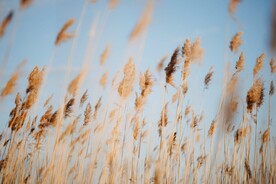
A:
[
  {"xmin": 227, "ymin": 75, "xmax": 238, "ymax": 94},
  {"xmin": 0, "ymin": 11, "xmax": 13, "ymax": 38},
  {"xmin": 55, "ymin": 18, "xmax": 75, "ymax": 45}
]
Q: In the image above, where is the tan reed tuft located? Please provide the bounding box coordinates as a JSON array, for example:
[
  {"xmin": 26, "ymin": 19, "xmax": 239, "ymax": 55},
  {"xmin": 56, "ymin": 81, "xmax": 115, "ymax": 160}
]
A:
[
  {"xmin": 156, "ymin": 55, "xmax": 167, "ymax": 73},
  {"xmin": 100, "ymin": 45, "xmax": 110, "ymax": 65},
  {"xmin": 204, "ymin": 66, "xmax": 214, "ymax": 89},
  {"xmin": 262, "ymin": 128, "xmax": 270, "ymax": 143},
  {"xmin": 20, "ymin": 0, "xmax": 33, "ymax": 9},
  {"xmin": 129, "ymin": 2, "xmax": 153, "ymax": 41},
  {"xmin": 228, "ymin": 0, "xmax": 241, "ymax": 15},
  {"xmin": 64, "ymin": 98, "xmax": 75, "ymax": 118},
  {"xmin": 24, "ymin": 67, "xmax": 44, "ymax": 109},
  {"xmin": 246, "ymin": 78, "xmax": 264, "ymax": 113},
  {"xmin": 235, "ymin": 51, "xmax": 245, "ymax": 72},
  {"xmin": 269, "ymin": 58, "xmax": 276, "ymax": 73},
  {"xmin": 270, "ymin": 80, "xmax": 275, "ymax": 96},
  {"xmin": 165, "ymin": 47, "xmax": 179, "ymax": 87},
  {"xmin": 80, "ymin": 89, "xmax": 88, "ymax": 107},
  {"xmin": 230, "ymin": 32, "xmax": 242, "ymax": 52},
  {"xmin": 253, "ymin": 53, "xmax": 265, "ymax": 77},
  {"xmin": 208, "ymin": 120, "xmax": 216, "ymax": 137},
  {"xmin": 100, "ymin": 72, "xmax": 108, "ymax": 88},
  {"xmin": 0, "ymin": 11, "xmax": 13, "ymax": 38},
  {"xmin": 191, "ymin": 37, "xmax": 203, "ymax": 62},
  {"xmin": 55, "ymin": 18, "xmax": 75, "ymax": 46},
  {"xmin": 1, "ymin": 71, "xmax": 19, "ymax": 97},
  {"xmin": 109, "ymin": 0, "xmax": 119, "ymax": 9},
  {"xmin": 118, "ymin": 58, "xmax": 136, "ymax": 98},
  {"xmin": 83, "ymin": 103, "xmax": 92, "ymax": 126},
  {"xmin": 93, "ymin": 97, "xmax": 102, "ymax": 119},
  {"xmin": 68, "ymin": 73, "xmax": 83, "ymax": 96}
]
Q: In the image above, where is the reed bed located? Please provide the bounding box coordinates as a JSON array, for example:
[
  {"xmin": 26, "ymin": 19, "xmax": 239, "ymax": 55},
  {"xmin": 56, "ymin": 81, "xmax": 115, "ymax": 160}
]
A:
[{"xmin": 0, "ymin": 0, "xmax": 275, "ymax": 184}]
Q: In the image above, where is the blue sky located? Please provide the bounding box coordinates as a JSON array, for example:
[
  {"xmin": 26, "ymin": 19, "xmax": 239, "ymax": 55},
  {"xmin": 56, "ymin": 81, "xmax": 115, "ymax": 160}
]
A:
[{"xmin": 0, "ymin": 0, "xmax": 275, "ymax": 140}]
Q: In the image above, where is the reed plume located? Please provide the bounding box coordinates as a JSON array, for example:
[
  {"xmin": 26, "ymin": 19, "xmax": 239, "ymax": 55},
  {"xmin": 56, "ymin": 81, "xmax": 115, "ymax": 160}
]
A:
[
  {"xmin": 165, "ymin": 47, "xmax": 179, "ymax": 87},
  {"xmin": 129, "ymin": 2, "xmax": 153, "ymax": 41},
  {"xmin": 230, "ymin": 32, "xmax": 242, "ymax": 52},
  {"xmin": 246, "ymin": 78, "xmax": 264, "ymax": 113},
  {"xmin": 68, "ymin": 73, "xmax": 83, "ymax": 95},
  {"xmin": 0, "ymin": 11, "xmax": 13, "ymax": 38},
  {"xmin": 83, "ymin": 103, "xmax": 92, "ymax": 126},
  {"xmin": 109, "ymin": 0, "xmax": 119, "ymax": 9},
  {"xmin": 64, "ymin": 98, "xmax": 75, "ymax": 118},
  {"xmin": 24, "ymin": 66, "xmax": 44, "ymax": 109},
  {"xmin": 235, "ymin": 51, "xmax": 245, "ymax": 72},
  {"xmin": 100, "ymin": 72, "xmax": 108, "ymax": 88},
  {"xmin": 55, "ymin": 18, "xmax": 75, "ymax": 45},
  {"xmin": 270, "ymin": 80, "xmax": 274, "ymax": 96},
  {"xmin": 80, "ymin": 90, "xmax": 88, "ymax": 107},
  {"xmin": 139, "ymin": 69, "xmax": 154, "ymax": 97},
  {"xmin": 191, "ymin": 38, "xmax": 203, "ymax": 62},
  {"xmin": 118, "ymin": 58, "xmax": 136, "ymax": 98},
  {"xmin": 204, "ymin": 66, "xmax": 214, "ymax": 89},
  {"xmin": 135, "ymin": 69, "xmax": 154, "ymax": 111},
  {"xmin": 20, "ymin": 0, "xmax": 33, "ymax": 9},
  {"xmin": 253, "ymin": 53, "xmax": 265, "ymax": 77},
  {"xmin": 182, "ymin": 38, "xmax": 191, "ymax": 59},
  {"xmin": 262, "ymin": 128, "xmax": 270, "ymax": 143},
  {"xmin": 100, "ymin": 45, "xmax": 110, "ymax": 65},
  {"xmin": 1, "ymin": 70, "xmax": 19, "ymax": 97},
  {"xmin": 269, "ymin": 58, "xmax": 276, "ymax": 73},
  {"xmin": 228, "ymin": 0, "xmax": 241, "ymax": 15},
  {"xmin": 156, "ymin": 55, "xmax": 167, "ymax": 73},
  {"xmin": 208, "ymin": 120, "xmax": 216, "ymax": 137}
]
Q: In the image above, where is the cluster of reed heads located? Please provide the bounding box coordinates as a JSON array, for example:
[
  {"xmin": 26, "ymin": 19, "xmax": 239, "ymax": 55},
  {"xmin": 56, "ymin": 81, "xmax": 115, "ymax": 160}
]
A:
[{"xmin": 0, "ymin": 0, "xmax": 275, "ymax": 183}]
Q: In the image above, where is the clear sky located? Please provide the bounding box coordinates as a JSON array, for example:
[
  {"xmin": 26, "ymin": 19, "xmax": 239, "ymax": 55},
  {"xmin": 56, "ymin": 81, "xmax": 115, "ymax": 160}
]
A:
[{"xmin": 0, "ymin": 0, "xmax": 275, "ymax": 140}]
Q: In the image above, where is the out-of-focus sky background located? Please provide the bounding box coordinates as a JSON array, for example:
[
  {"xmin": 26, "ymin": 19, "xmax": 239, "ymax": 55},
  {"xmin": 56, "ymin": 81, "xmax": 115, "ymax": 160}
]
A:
[{"xmin": 0, "ymin": 0, "xmax": 275, "ymax": 139}]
